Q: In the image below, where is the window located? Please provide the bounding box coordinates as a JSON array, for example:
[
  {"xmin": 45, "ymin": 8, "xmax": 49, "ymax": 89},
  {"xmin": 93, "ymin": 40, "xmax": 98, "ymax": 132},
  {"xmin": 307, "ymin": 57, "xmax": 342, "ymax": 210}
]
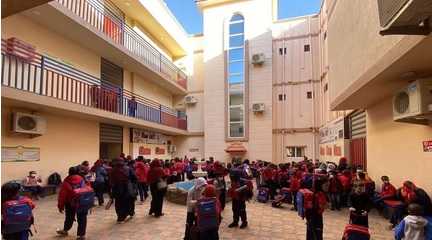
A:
[
  {"xmin": 227, "ymin": 14, "xmax": 245, "ymax": 138},
  {"xmin": 307, "ymin": 91, "xmax": 312, "ymax": 99},
  {"xmin": 286, "ymin": 146, "xmax": 305, "ymax": 158},
  {"xmin": 324, "ymin": 83, "xmax": 328, "ymax": 92},
  {"xmin": 278, "ymin": 94, "xmax": 286, "ymax": 101},
  {"xmin": 304, "ymin": 44, "xmax": 310, "ymax": 52},
  {"xmin": 324, "ymin": 32, "xmax": 327, "ymax": 40}
]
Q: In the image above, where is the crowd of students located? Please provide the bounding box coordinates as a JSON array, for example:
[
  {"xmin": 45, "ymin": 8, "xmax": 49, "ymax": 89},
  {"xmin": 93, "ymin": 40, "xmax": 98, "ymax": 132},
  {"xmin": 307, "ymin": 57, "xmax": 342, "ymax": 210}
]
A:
[{"xmin": 2, "ymin": 155, "xmax": 432, "ymax": 240}]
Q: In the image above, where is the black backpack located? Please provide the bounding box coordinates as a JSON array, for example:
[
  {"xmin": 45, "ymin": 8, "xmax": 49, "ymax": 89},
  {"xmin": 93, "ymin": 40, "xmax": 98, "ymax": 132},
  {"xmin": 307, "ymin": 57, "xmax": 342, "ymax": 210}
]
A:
[{"xmin": 47, "ymin": 172, "xmax": 62, "ymax": 186}]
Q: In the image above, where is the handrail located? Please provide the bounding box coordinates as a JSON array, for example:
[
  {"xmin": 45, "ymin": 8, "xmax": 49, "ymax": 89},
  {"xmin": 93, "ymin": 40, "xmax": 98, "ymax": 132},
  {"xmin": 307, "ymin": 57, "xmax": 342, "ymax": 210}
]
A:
[
  {"xmin": 1, "ymin": 39, "xmax": 187, "ymax": 130},
  {"xmin": 56, "ymin": 0, "xmax": 188, "ymax": 90}
]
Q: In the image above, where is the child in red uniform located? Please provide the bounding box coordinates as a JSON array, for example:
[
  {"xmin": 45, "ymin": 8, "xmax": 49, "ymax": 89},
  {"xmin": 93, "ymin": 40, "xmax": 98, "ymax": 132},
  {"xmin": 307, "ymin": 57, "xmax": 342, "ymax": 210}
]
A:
[
  {"xmin": 56, "ymin": 166, "xmax": 89, "ymax": 240},
  {"xmin": 197, "ymin": 185, "xmax": 221, "ymax": 240},
  {"xmin": 1, "ymin": 182, "xmax": 35, "ymax": 240},
  {"xmin": 290, "ymin": 170, "xmax": 302, "ymax": 211},
  {"xmin": 135, "ymin": 158, "xmax": 149, "ymax": 203},
  {"xmin": 305, "ymin": 180, "xmax": 327, "ymax": 240},
  {"xmin": 228, "ymin": 168, "xmax": 253, "ymax": 229}
]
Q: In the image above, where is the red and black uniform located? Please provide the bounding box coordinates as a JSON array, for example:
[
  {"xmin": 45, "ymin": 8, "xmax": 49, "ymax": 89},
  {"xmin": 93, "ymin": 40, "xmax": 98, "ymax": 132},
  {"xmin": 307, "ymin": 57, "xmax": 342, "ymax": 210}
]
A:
[
  {"xmin": 58, "ymin": 174, "xmax": 88, "ymax": 237},
  {"xmin": 228, "ymin": 172, "xmax": 253, "ymax": 228},
  {"xmin": 148, "ymin": 160, "xmax": 167, "ymax": 217},
  {"xmin": 135, "ymin": 161, "xmax": 149, "ymax": 202},
  {"xmin": 380, "ymin": 182, "xmax": 396, "ymax": 200},
  {"xmin": 305, "ymin": 191, "xmax": 327, "ymax": 240}
]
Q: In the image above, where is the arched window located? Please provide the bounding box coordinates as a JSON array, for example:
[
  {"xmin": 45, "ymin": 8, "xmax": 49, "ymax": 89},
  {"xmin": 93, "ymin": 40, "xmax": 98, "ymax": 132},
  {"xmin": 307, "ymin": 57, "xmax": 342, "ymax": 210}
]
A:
[{"xmin": 227, "ymin": 14, "xmax": 245, "ymax": 138}]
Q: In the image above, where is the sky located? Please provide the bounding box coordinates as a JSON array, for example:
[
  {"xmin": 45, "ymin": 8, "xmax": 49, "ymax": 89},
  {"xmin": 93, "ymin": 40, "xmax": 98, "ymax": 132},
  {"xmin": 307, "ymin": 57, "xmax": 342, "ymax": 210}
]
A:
[{"xmin": 164, "ymin": 0, "xmax": 322, "ymax": 35}]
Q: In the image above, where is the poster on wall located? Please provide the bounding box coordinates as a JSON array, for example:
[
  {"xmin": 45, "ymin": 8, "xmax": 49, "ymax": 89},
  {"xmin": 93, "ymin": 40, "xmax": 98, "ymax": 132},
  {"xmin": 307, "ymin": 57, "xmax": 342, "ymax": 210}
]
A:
[
  {"xmin": 423, "ymin": 141, "xmax": 432, "ymax": 152},
  {"xmin": 333, "ymin": 145, "xmax": 342, "ymax": 156},
  {"xmin": 131, "ymin": 128, "xmax": 168, "ymax": 145},
  {"xmin": 1, "ymin": 146, "xmax": 40, "ymax": 162},
  {"xmin": 155, "ymin": 147, "xmax": 165, "ymax": 155},
  {"xmin": 138, "ymin": 146, "xmax": 151, "ymax": 155}
]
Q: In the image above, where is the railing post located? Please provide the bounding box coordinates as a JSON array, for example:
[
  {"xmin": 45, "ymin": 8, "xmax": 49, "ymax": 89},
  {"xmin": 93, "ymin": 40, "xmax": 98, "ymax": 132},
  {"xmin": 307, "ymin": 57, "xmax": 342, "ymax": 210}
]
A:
[
  {"xmin": 159, "ymin": 105, "xmax": 162, "ymax": 124},
  {"xmin": 39, "ymin": 56, "xmax": 45, "ymax": 95}
]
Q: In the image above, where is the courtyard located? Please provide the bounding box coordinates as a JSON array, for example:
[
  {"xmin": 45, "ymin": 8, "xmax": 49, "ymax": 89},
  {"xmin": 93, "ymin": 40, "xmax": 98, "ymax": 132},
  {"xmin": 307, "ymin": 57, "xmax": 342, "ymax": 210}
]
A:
[{"xmin": 30, "ymin": 195, "xmax": 393, "ymax": 240}]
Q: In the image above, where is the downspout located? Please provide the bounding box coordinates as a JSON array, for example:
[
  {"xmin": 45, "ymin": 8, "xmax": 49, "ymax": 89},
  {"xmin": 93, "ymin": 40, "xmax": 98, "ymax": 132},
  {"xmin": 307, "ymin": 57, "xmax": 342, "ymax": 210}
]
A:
[{"xmin": 309, "ymin": 16, "xmax": 316, "ymax": 162}]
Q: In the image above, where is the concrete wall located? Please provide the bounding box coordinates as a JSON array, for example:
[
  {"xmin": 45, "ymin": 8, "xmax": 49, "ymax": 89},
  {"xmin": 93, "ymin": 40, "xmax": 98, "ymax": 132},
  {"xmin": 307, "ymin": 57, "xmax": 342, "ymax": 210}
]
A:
[
  {"xmin": 202, "ymin": 0, "xmax": 273, "ymax": 162},
  {"xmin": 367, "ymin": 97, "xmax": 432, "ymax": 194},
  {"xmin": 326, "ymin": 0, "xmax": 410, "ymax": 106},
  {"xmin": 173, "ymin": 135, "xmax": 205, "ymax": 160},
  {"xmin": 1, "ymin": 106, "xmax": 99, "ymax": 183}
]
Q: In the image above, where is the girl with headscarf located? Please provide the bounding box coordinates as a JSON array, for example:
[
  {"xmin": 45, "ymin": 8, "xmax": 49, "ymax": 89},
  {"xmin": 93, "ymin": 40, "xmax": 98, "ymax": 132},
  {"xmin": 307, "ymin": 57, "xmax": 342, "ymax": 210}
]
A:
[
  {"xmin": 109, "ymin": 159, "xmax": 137, "ymax": 223},
  {"xmin": 147, "ymin": 159, "xmax": 167, "ymax": 217}
]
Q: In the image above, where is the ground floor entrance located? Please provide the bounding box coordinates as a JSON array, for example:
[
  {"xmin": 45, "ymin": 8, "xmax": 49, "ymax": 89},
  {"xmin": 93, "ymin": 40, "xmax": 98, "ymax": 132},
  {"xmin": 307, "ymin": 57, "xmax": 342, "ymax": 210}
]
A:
[{"xmin": 99, "ymin": 123, "xmax": 123, "ymax": 160}]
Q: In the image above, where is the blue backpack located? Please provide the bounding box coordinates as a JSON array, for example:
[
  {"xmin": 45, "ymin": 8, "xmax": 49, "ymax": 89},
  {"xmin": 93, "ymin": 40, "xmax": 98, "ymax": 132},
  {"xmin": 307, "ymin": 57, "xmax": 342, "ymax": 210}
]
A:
[
  {"xmin": 196, "ymin": 198, "xmax": 219, "ymax": 231},
  {"xmin": 2, "ymin": 197, "xmax": 33, "ymax": 234},
  {"xmin": 296, "ymin": 189, "xmax": 313, "ymax": 218},
  {"xmin": 71, "ymin": 181, "xmax": 95, "ymax": 213},
  {"xmin": 257, "ymin": 187, "xmax": 269, "ymax": 203}
]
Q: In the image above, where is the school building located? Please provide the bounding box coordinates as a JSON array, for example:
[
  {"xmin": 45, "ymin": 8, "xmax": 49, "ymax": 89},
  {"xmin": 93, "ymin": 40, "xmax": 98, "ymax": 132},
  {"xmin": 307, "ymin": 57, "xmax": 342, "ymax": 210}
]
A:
[{"xmin": 1, "ymin": 0, "xmax": 432, "ymax": 193}]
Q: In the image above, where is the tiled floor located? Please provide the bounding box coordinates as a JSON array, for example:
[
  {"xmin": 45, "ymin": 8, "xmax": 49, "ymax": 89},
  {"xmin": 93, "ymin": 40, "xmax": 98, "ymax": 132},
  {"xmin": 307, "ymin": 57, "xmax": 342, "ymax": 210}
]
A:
[{"xmin": 30, "ymin": 195, "xmax": 394, "ymax": 240}]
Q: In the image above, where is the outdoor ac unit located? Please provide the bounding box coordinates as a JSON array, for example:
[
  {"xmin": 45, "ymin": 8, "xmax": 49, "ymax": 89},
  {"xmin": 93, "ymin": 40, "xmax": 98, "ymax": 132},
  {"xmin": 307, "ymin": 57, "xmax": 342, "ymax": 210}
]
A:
[
  {"xmin": 184, "ymin": 95, "xmax": 197, "ymax": 105},
  {"xmin": 12, "ymin": 112, "xmax": 47, "ymax": 135},
  {"xmin": 392, "ymin": 78, "xmax": 432, "ymax": 125},
  {"xmin": 168, "ymin": 145, "xmax": 177, "ymax": 153},
  {"xmin": 252, "ymin": 103, "xmax": 265, "ymax": 113},
  {"xmin": 377, "ymin": 0, "xmax": 432, "ymax": 35},
  {"xmin": 251, "ymin": 53, "xmax": 265, "ymax": 65}
]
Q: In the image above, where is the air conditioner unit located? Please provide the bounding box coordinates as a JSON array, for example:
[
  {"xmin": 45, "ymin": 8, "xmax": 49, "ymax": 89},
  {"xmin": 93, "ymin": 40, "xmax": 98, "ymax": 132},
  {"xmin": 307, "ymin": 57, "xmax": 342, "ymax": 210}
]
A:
[
  {"xmin": 251, "ymin": 53, "xmax": 265, "ymax": 65},
  {"xmin": 168, "ymin": 145, "xmax": 177, "ymax": 153},
  {"xmin": 392, "ymin": 78, "xmax": 432, "ymax": 125},
  {"xmin": 377, "ymin": 0, "xmax": 432, "ymax": 35},
  {"xmin": 12, "ymin": 112, "xmax": 47, "ymax": 135},
  {"xmin": 184, "ymin": 95, "xmax": 197, "ymax": 105},
  {"xmin": 252, "ymin": 103, "xmax": 265, "ymax": 113}
]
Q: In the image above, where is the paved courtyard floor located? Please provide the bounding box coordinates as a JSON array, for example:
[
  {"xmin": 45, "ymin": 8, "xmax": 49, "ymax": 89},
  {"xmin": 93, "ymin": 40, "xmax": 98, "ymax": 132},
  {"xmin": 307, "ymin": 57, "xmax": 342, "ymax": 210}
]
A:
[{"xmin": 31, "ymin": 195, "xmax": 394, "ymax": 240}]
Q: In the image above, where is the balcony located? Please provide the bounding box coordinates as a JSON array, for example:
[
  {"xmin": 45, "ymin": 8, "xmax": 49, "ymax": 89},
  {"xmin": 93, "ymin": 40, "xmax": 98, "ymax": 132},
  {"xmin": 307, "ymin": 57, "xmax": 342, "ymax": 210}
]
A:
[
  {"xmin": 21, "ymin": 0, "xmax": 188, "ymax": 95},
  {"xmin": 1, "ymin": 39, "xmax": 187, "ymax": 132}
]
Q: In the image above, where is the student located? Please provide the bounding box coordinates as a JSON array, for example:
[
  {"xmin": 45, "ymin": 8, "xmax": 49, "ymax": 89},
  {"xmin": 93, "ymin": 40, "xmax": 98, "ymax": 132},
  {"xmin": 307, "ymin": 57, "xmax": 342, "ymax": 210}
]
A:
[
  {"xmin": 328, "ymin": 171, "xmax": 343, "ymax": 211},
  {"xmin": 373, "ymin": 176, "xmax": 396, "ymax": 210},
  {"xmin": 91, "ymin": 159, "xmax": 107, "ymax": 206},
  {"xmin": 305, "ymin": 180, "xmax": 327, "ymax": 240},
  {"xmin": 22, "ymin": 171, "xmax": 43, "ymax": 200},
  {"xmin": 197, "ymin": 184, "xmax": 221, "ymax": 240},
  {"xmin": 228, "ymin": 169, "xmax": 253, "ymax": 229},
  {"xmin": 2, "ymin": 182, "xmax": 35, "ymax": 240},
  {"xmin": 57, "ymin": 166, "xmax": 91, "ymax": 240},
  {"xmin": 184, "ymin": 177, "xmax": 207, "ymax": 240},
  {"xmin": 110, "ymin": 159, "xmax": 137, "ymax": 223},
  {"xmin": 213, "ymin": 161, "xmax": 228, "ymax": 210},
  {"xmin": 135, "ymin": 157, "xmax": 149, "ymax": 203},
  {"xmin": 148, "ymin": 159, "xmax": 167, "ymax": 217},
  {"xmin": 350, "ymin": 171, "xmax": 369, "ymax": 212},
  {"xmin": 395, "ymin": 203, "xmax": 428, "ymax": 240},
  {"xmin": 290, "ymin": 170, "xmax": 302, "ymax": 211}
]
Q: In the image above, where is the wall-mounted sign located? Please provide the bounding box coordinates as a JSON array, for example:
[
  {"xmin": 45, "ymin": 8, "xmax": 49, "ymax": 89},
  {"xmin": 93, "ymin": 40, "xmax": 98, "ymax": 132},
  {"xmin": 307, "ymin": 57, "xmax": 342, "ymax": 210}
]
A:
[
  {"xmin": 131, "ymin": 128, "xmax": 168, "ymax": 145},
  {"xmin": 138, "ymin": 146, "xmax": 151, "ymax": 155},
  {"xmin": 334, "ymin": 145, "xmax": 342, "ymax": 156},
  {"xmin": 423, "ymin": 141, "xmax": 432, "ymax": 152},
  {"xmin": 189, "ymin": 148, "xmax": 199, "ymax": 153},
  {"xmin": 320, "ymin": 147, "xmax": 325, "ymax": 155},
  {"xmin": 319, "ymin": 118, "xmax": 345, "ymax": 144},
  {"xmin": 326, "ymin": 146, "xmax": 332, "ymax": 156},
  {"xmin": 1, "ymin": 146, "xmax": 40, "ymax": 162},
  {"xmin": 155, "ymin": 147, "xmax": 165, "ymax": 155}
]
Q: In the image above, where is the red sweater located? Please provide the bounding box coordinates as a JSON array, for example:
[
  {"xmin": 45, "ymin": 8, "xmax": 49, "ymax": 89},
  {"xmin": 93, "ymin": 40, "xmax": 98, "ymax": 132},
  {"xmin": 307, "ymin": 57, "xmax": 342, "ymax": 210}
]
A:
[
  {"xmin": 57, "ymin": 175, "xmax": 86, "ymax": 210},
  {"xmin": 380, "ymin": 183, "xmax": 396, "ymax": 199},
  {"xmin": 135, "ymin": 162, "xmax": 149, "ymax": 183}
]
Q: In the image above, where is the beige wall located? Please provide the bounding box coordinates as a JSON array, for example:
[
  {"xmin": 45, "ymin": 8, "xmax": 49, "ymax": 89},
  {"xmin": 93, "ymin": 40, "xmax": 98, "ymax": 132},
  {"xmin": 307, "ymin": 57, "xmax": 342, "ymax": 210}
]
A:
[
  {"xmin": 202, "ymin": 0, "xmax": 273, "ymax": 162},
  {"xmin": 173, "ymin": 135, "xmax": 205, "ymax": 160},
  {"xmin": 367, "ymin": 97, "xmax": 432, "ymax": 194},
  {"xmin": 2, "ymin": 14, "xmax": 101, "ymax": 77},
  {"xmin": 326, "ymin": 0, "xmax": 417, "ymax": 107},
  {"xmin": 1, "ymin": 106, "xmax": 99, "ymax": 183}
]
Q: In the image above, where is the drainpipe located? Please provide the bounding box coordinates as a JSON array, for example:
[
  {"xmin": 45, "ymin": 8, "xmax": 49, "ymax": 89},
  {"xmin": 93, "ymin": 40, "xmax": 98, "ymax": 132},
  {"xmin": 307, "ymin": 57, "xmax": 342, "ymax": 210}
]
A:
[{"xmin": 309, "ymin": 16, "xmax": 316, "ymax": 162}]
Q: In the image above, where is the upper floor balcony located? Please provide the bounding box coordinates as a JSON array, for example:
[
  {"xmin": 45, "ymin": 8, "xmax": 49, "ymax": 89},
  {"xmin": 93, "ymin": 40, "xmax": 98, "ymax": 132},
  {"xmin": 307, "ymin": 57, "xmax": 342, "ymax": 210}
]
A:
[
  {"xmin": 21, "ymin": 0, "xmax": 188, "ymax": 95},
  {"xmin": 1, "ymin": 39, "xmax": 188, "ymax": 134}
]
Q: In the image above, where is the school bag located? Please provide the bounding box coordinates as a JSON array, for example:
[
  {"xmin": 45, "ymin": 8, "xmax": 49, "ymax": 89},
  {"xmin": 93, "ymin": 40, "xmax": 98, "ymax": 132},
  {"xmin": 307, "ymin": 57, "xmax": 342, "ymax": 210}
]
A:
[
  {"xmin": 280, "ymin": 188, "xmax": 292, "ymax": 203},
  {"xmin": 239, "ymin": 178, "xmax": 254, "ymax": 200},
  {"xmin": 349, "ymin": 209, "xmax": 369, "ymax": 227},
  {"xmin": 2, "ymin": 197, "xmax": 33, "ymax": 234},
  {"xmin": 257, "ymin": 187, "xmax": 269, "ymax": 203},
  {"xmin": 70, "ymin": 180, "xmax": 95, "ymax": 213},
  {"xmin": 296, "ymin": 188, "xmax": 314, "ymax": 218},
  {"xmin": 47, "ymin": 172, "xmax": 62, "ymax": 186},
  {"xmin": 342, "ymin": 224, "xmax": 370, "ymax": 240},
  {"xmin": 195, "ymin": 197, "xmax": 219, "ymax": 231}
]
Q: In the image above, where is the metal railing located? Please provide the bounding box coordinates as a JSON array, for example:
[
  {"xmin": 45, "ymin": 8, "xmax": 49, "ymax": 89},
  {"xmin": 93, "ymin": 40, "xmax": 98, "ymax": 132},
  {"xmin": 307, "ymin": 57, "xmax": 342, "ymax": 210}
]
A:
[
  {"xmin": 1, "ymin": 39, "xmax": 187, "ymax": 130},
  {"xmin": 56, "ymin": 0, "xmax": 188, "ymax": 90}
]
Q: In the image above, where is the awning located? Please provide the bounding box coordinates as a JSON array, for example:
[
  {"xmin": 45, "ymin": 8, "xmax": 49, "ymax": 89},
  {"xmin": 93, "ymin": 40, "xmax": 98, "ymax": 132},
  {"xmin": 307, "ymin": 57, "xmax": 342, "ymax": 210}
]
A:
[{"xmin": 225, "ymin": 142, "xmax": 247, "ymax": 154}]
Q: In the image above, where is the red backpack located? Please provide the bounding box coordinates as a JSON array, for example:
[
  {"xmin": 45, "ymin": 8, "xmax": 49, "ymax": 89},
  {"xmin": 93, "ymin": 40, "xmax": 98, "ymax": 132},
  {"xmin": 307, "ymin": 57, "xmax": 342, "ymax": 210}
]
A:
[
  {"xmin": 195, "ymin": 197, "xmax": 220, "ymax": 231},
  {"xmin": 2, "ymin": 197, "xmax": 33, "ymax": 234}
]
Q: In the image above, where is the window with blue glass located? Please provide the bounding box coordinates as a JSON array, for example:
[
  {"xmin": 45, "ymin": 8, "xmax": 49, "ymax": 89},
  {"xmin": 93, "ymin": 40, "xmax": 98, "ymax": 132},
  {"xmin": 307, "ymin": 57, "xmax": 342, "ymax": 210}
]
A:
[{"xmin": 227, "ymin": 14, "xmax": 245, "ymax": 138}]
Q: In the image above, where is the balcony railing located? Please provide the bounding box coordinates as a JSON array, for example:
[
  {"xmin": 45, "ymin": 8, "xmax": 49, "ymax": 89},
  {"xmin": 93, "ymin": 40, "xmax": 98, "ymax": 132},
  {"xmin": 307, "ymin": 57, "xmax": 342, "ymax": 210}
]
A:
[
  {"xmin": 56, "ymin": 0, "xmax": 188, "ymax": 90},
  {"xmin": 1, "ymin": 39, "xmax": 187, "ymax": 130}
]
